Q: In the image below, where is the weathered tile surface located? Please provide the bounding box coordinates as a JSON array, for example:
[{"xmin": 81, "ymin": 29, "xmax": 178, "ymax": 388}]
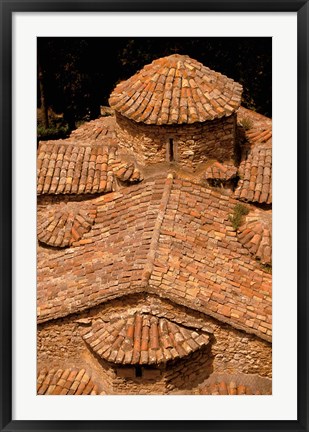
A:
[
  {"xmin": 37, "ymin": 178, "xmax": 166, "ymax": 323},
  {"xmin": 109, "ymin": 54, "xmax": 243, "ymax": 125},
  {"xmin": 148, "ymin": 176, "xmax": 272, "ymax": 340},
  {"xmin": 235, "ymin": 146, "xmax": 272, "ymax": 204},
  {"xmin": 204, "ymin": 161, "xmax": 237, "ymax": 181},
  {"xmin": 37, "ymin": 175, "xmax": 271, "ymax": 341},
  {"xmin": 37, "ymin": 140, "xmax": 142, "ymax": 196},
  {"xmin": 198, "ymin": 373, "xmax": 271, "ymax": 395},
  {"xmin": 235, "ymin": 106, "xmax": 272, "ymax": 205},
  {"xmin": 37, "ymin": 202, "xmax": 97, "ymax": 248},
  {"xmin": 82, "ymin": 313, "xmax": 210, "ymax": 365},
  {"xmin": 37, "ymin": 368, "xmax": 100, "ymax": 395},
  {"xmin": 238, "ymin": 212, "xmax": 272, "ymax": 265}
]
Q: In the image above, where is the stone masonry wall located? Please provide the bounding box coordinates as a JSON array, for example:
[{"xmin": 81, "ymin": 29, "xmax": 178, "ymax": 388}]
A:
[
  {"xmin": 115, "ymin": 113, "xmax": 237, "ymax": 169},
  {"xmin": 37, "ymin": 293, "xmax": 271, "ymax": 395},
  {"xmin": 164, "ymin": 345, "xmax": 213, "ymax": 393}
]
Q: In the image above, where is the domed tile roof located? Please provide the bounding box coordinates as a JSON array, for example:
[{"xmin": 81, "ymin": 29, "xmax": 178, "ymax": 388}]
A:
[
  {"xmin": 37, "ymin": 368, "xmax": 101, "ymax": 395},
  {"xmin": 198, "ymin": 373, "xmax": 272, "ymax": 395},
  {"xmin": 81, "ymin": 313, "xmax": 210, "ymax": 365},
  {"xmin": 238, "ymin": 213, "xmax": 272, "ymax": 264},
  {"xmin": 37, "ymin": 203, "xmax": 96, "ymax": 248},
  {"xmin": 109, "ymin": 54, "xmax": 242, "ymax": 125}
]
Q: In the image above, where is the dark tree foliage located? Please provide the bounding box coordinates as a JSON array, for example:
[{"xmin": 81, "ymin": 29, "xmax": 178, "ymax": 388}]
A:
[{"xmin": 37, "ymin": 37, "xmax": 271, "ymax": 132}]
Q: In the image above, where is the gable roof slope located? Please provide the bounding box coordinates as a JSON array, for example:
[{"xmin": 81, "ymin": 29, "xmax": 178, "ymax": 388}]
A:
[{"xmin": 37, "ymin": 175, "xmax": 271, "ymax": 341}]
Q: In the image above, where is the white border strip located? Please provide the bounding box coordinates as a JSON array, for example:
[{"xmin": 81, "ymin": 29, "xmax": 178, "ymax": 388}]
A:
[{"xmin": 12, "ymin": 12, "xmax": 297, "ymax": 421}]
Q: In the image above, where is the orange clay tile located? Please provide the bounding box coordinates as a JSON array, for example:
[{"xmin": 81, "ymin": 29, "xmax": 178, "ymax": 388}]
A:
[
  {"xmin": 238, "ymin": 212, "xmax": 272, "ymax": 265},
  {"xmin": 81, "ymin": 313, "xmax": 210, "ymax": 365},
  {"xmin": 109, "ymin": 54, "xmax": 242, "ymax": 125},
  {"xmin": 37, "ymin": 368, "xmax": 100, "ymax": 395},
  {"xmin": 245, "ymin": 128, "xmax": 272, "ymax": 147},
  {"xmin": 204, "ymin": 161, "xmax": 237, "ymax": 182},
  {"xmin": 235, "ymin": 146, "xmax": 272, "ymax": 205},
  {"xmin": 198, "ymin": 372, "xmax": 272, "ymax": 395},
  {"xmin": 37, "ymin": 202, "xmax": 97, "ymax": 248},
  {"xmin": 237, "ymin": 106, "xmax": 272, "ymax": 131},
  {"xmin": 37, "ymin": 174, "xmax": 272, "ymax": 342},
  {"xmin": 37, "ymin": 141, "xmax": 143, "ymax": 195}
]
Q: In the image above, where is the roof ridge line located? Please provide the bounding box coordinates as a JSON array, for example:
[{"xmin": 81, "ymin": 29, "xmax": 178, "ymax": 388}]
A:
[{"xmin": 141, "ymin": 173, "xmax": 174, "ymax": 287}]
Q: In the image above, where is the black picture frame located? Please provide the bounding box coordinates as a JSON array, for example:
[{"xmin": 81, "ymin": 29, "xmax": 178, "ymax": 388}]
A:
[{"xmin": 1, "ymin": 1, "xmax": 308, "ymax": 431}]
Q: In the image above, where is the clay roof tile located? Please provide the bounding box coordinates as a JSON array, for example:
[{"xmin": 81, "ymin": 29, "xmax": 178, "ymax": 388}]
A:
[{"xmin": 109, "ymin": 54, "xmax": 242, "ymax": 125}]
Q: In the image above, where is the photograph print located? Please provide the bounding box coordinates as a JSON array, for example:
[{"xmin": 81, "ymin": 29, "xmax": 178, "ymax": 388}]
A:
[{"xmin": 36, "ymin": 37, "xmax": 272, "ymax": 396}]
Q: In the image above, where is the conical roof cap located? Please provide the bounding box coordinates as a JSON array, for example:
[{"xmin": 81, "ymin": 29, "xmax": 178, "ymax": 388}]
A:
[{"xmin": 109, "ymin": 54, "xmax": 242, "ymax": 125}]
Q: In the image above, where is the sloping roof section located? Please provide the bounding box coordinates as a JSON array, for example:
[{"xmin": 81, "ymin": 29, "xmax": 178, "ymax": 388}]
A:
[
  {"xmin": 37, "ymin": 368, "xmax": 101, "ymax": 395},
  {"xmin": 109, "ymin": 54, "xmax": 242, "ymax": 125},
  {"xmin": 37, "ymin": 178, "xmax": 167, "ymax": 323},
  {"xmin": 68, "ymin": 115, "xmax": 116, "ymax": 144},
  {"xmin": 234, "ymin": 146, "xmax": 272, "ymax": 205},
  {"xmin": 37, "ymin": 202, "xmax": 97, "ymax": 248},
  {"xmin": 245, "ymin": 128, "xmax": 272, "ymax": 147},
  {"xmin": 237, "ymin": 106, "xmax": 272, "ymax": 132},
  {"xmin": 81, "ymin": 314, "xmax": 210, "ymax": 365},
  {"xmin": 37, "ymin": 175, "xmax": 271, "ymax": 341},
  {"xmin": 37, "ymin": 142, "xmax": 143, "ymax": 195}
]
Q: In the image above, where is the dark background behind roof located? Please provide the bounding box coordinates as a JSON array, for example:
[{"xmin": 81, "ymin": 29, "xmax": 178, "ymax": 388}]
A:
[{"xmin": 37, "ymin": 37, "xmax": 272, "ymax": 131}]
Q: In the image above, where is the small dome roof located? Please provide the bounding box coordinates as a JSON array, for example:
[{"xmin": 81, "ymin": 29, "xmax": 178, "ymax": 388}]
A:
[
  {"xmin": 109, "ymin": 54, "xmax": 242, "ymax": 125},
  {"xmin": 81, "ymin": 313, "xmax": 210, "ymax": 365},
  {"xmin": 238, "ymin": 214, "xmax": 272, "ymax": 264}
]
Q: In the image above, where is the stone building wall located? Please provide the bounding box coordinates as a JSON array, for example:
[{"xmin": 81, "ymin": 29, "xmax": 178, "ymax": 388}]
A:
[
  {"xmin": 115, "ymin": 113, "xmax": 237, "ymax": 169},
  {"xmin": 37, "ymin": 293, "xmax": 271, "ymax": 395},
  {"xmin": 164, "ymin": 345, "xmax": 213, "ymax": 393},
  {"xmin": 87, "ymin": 345, "xmax": 212, "ymax": 395}
]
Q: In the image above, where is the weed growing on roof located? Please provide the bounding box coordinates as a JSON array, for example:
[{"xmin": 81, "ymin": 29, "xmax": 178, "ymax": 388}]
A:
[
  {"xmin": 240, "ymin": 117, "xmax": 253, "ymax": 131},
  {"xmin": 260, "ymin": 263, "xmax": 272, "ymax": 274},
  {"xmin": 229, "ymin": 203, "xmax": 249, "ymax": 231}
]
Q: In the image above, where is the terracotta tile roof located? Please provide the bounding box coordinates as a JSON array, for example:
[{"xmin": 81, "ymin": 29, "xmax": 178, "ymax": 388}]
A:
[
  {"xmin": 205, "ymin": 161, "xmax": 237, "ymax": 182},
  {"xmin": 234, "ymin": 146, "xmax": 272, "ymax": 205},
  {"xmin": 109, "ymin": 54, "xmax": 242, "ymax": 125},
  {"xmin": 37, "ymin": 178, "xmax": 167, "ymax": 323},
  {"xmin": 237, "ymin": 106, "xmax": 272, "ymax": 131},
  {"xmin": 37, "ymin": 142, "xmax": 143, "ymax": 195},
  {"xmin": 68, "ymin": 116, "xmax": 116, "ymax": 144},
  {"xmin": 37, "ymin": 368, "xmax": 100, "ymax": 395},
  {"xmin": 238, "ymin": 212, "xmax": 272, "ymax": 265},
  {"xmin": 37, "ymin": 175, "xmax": 271, "ymax": 341},
  {"xmin": 37, "ymin": 202, "xmax": 97, "ymax": 248},
  {"xmin": 81, "ymin": 313, "xmax": 210, "ymax": 365},
  {"xmin": 148, "ymin": 176, "xmax": 272, "ymax": 340},
  {"xmin": 198, "ymin": 373, "xmax": 271, "ymax": 395},
  {"xmin": 245, "ymin": 128, "xmax": 272, "ymax": 147}
]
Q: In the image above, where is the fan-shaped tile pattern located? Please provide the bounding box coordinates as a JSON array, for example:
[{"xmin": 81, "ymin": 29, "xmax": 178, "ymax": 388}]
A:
[
  {"xmin": 238, "ymin": 216, "xmax": 272, "ymax": 264},
  {"xmin": 109, "ymin": 54, "xmax": 242, "ymax": 125},
  {"xmin": 37, "ymin": 203, "xmax": 96, "ymax": 248},
  {"xmin": 37, "ymin": 368, "xmax": 100, "ymax": 395},
  {"xmin": 205, "ymin": 161, "xmax": 237, "ymax": 182},
  {"xmin": 235, "ymin": 147, "xmax": 272, "ymax": 204},
  {"xmin": 199, "ymin": 373, "xmax": 271, "ymax": 395},
  {"xmin": 37, "ymin": 142, "xmax": 143, "ymax": 195},
  {"xmin": 82, "ymin": 314, "xmax": 210, "ymax": 365}
]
